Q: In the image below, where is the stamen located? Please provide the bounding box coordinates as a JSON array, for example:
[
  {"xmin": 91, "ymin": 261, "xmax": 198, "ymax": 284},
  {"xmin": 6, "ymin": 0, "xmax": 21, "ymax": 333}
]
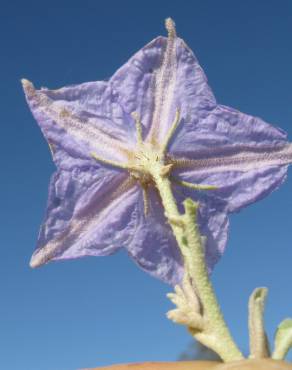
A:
[
  {"xmin": 131, "ymin": 112, "xmax": 143, "ymax": 145},
  {"xmin": 91, "ymin": 152, "xmax": 130, "ymax": 170},
  {"xmin": 161, "ymin": 109, "xmax": 181, "ymax": 153},
  {"xmin": 171, "ymin": 177, "xmax": 217, "ymax": 191},
  {"xmin": 142, "ymin": 187, "xmax": 149, "ymax": 216}
]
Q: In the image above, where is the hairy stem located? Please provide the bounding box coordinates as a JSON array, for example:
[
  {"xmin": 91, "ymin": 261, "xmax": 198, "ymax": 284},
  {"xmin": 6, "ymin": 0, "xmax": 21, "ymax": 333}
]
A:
[{"xmin": 151, "ymin": 165, "xmax": 243, "ymax": 362}]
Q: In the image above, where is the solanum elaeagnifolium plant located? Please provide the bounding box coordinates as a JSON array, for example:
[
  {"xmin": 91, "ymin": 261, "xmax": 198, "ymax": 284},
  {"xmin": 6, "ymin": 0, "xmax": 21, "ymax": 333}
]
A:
[{"xmin": 22, "ymin": 18, "xmax": 292, "ymax": 363}]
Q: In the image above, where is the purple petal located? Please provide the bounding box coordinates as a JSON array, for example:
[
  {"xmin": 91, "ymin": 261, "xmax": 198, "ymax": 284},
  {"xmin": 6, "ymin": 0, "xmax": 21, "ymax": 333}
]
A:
[
  {"xmin": 22, "ymin": 79, "xmax": 135, "ymax": 170},
  {"xmin": 171, "ymin": 104, "xmax": 287, "ymax": 154},
  {"xmin": 23, "ymin": 19, "xmax": 292, "ymax": 284},
  {"xmin": 110, "ymin": 37, "xmax": 164, "ymax": 136},
  {"xmin": 111, "ymin": 35, "xmax": 215, "ymax": 145},
  {"xmin": 171, "ymin": 104, "xmax": 291, "ymax": 212},
  {"xmin": 146, "ymin": 36, "xmax": 216, "ymax": 146},
  {"xmin": 178, "ymin": 165, "xmax": 288, "ymax": 213},
  {"xmin": 30, "ymin": 167, "xmax": 140, "ymax": 267},
  {"xmin": 125, "ymin": 188, "xmax": 183, "ymax": 285}
]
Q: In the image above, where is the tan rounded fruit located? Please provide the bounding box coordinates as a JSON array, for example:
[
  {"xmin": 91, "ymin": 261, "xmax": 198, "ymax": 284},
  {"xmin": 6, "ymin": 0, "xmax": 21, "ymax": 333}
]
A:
[{"xmin": 86, "ymin": 359, "xmax": 292, "ymax": 370}]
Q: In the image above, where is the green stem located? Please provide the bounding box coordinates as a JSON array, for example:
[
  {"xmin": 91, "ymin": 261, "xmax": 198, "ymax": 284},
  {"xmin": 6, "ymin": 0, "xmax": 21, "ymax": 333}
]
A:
[{"xmin": 152, "ymin": 165, "xmax": 243, "ymax": 362}]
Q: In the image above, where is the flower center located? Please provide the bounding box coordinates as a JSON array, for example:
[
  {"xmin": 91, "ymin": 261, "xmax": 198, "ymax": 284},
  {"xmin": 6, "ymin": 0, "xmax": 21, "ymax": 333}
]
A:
[
  {"xmin": 128, "ymin": 143, "xmax": 165, "ymax": 187},
  {"xmin": 90, "ymin": 108, "xmax": 216, "ymax": 216}
]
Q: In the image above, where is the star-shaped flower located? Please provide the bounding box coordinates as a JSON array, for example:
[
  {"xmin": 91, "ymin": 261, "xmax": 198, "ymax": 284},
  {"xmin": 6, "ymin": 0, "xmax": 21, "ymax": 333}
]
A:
[{"xmin": 22, "ymin": 19, "xmax": 292, "ymax": 285}]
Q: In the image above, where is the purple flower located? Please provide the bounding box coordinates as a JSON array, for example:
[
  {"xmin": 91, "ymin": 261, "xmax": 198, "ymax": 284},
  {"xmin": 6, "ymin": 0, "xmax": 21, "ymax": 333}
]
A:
[{"xmin": 22, "ymin": 19, "xmax": 292, "ymax": 285}]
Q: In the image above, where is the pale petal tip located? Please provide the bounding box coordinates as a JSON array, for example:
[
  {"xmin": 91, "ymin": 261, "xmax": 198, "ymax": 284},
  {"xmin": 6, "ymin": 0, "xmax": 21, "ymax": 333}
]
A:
[
  {"xmin": 21, "ymin": 78, "xmax": 35, "ymax": 96},
  {"xmin": 29, "ymin": 253, "xmax": 42, "ymax": 268},
  {"xmin": 21, "ymin": 78, "xmax": 31, "ymax": 87},
  {"xmin": 165, "ymin": 18, "xmax": 176, "ymax": 38}
]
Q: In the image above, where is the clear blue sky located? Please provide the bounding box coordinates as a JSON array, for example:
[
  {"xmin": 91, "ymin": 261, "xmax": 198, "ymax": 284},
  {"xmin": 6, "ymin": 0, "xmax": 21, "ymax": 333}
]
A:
[{"xmin": 1, "ymin": 1, "xmax": 292, "ymax": 369}]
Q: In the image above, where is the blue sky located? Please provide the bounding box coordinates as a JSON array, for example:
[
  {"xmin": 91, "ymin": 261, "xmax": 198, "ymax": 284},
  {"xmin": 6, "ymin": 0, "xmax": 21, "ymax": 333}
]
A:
[{"xmin": 1, "ymin": 1, "xmax": 292, "ymax": 369}]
